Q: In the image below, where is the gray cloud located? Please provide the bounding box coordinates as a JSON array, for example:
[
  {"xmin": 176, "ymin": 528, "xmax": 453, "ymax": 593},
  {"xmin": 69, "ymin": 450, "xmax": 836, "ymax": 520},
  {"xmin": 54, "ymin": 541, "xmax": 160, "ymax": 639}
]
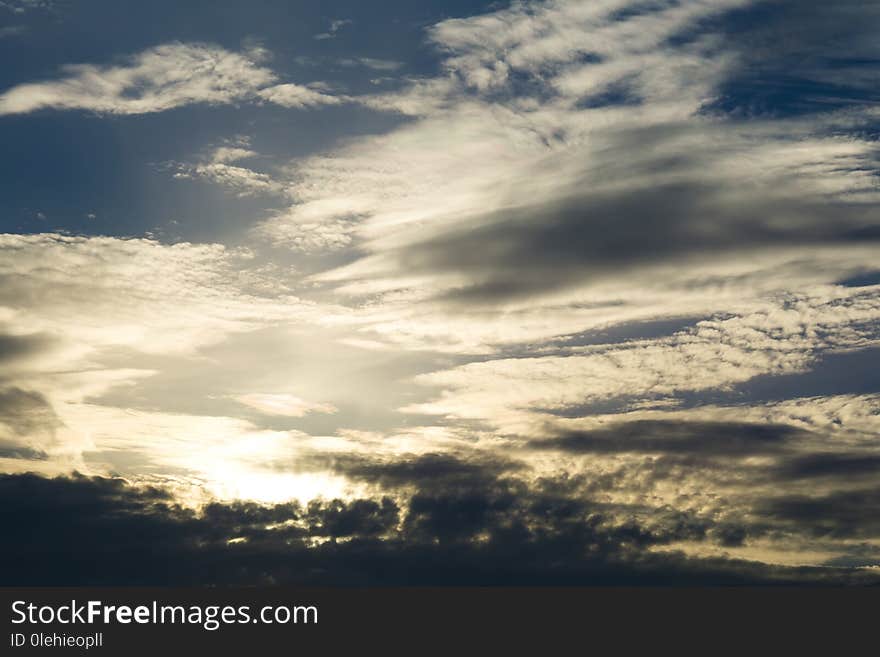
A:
[
  {"xmin": 0, "ymin": 387, "xmax": 60, "ymax": 438},
  {"xmin": 0, "ymin": 443, "xmax": 47, "ymax": 460},
  {"xmin": 534, "ymin": 420, "xmax": 806, "ymax": 457},
  {"xmin": 323, "ymin": 452, "xmax": 525, "ymax": 489},
  {"xmin": 0, "ymin": 332, "xmax": 55, "ymax": 366},
  {"xmin": 377, "ymin": 136, "xmax": 879, "ymax": 305},
  {"xmin": 759, "ymin": 486, "xmax": 880, "ymax": 540}
]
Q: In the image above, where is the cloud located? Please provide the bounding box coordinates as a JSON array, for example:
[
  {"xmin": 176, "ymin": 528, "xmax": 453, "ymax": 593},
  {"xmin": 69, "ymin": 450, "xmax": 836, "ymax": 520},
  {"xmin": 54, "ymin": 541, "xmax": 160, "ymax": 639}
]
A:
[
  {"xmin": 2, "ymin": 472, "xmax": 875, "ymax": 585},
  {"xmin": 306, "ymin": 497, "xmax": 398, "ymax": 538},
  {"xmin": 0, "ymin": 387, "xmax": 60, "ymax": 436},
  {"xmin": 254, "ymin": 208, "xmax": 358, "ymax": 252},
  {"xmin": 174, "ymin": 162, "xmax": 285, "ymax": 197},
  {"xmin": 0, "ymin": 385, "xmax": 61, "ymax": 466},
  {"xmin": 0, "ymin": 388, "xmax": 56, "ymax": 462},
  {"xmin": 314, "ymin": 19, "xmax": 352, "ymax": 41},
  {"xmin": 532, "ymin": 417, "xmax": 880, "ymax": 488},
  {"xmin": 0, "ymin": 233, "xmax": 351, "ymax": 480},
  {"xmin": 535, "ymin": 420, "xmax": 806, "ymax": 457},
  {"xmin": 401, "ymin": 286, "xmax": 880, "ymax": 429},
  {"xmin": 0, "ymin": 331, "xmax": 56, "ymax": 366},
  {"xmin": 0, "ymin": 0, "xmax": 51, "ymax": 14},
  {"xmin": 0, "ymin": 444, "xmax": 47, "ymax": 460},
  {"xmin": 760, "ymin": 487, "xmax": 880, "ymax": 540},
  {"xmin": 234, "ymin": 393, "xmax": 337, "ymax": 417},
  {"xmin": 0, "ymin": 42, "xmax": 276, "ymax": 115},
  {"xmin": 323, "ymin": 452, "xmax": 524, "ymax": 490},
  {"xmin": 0, "ymin": 233, "xmax": 313, "ymax": 355},
  {"xmin": 0, "ymin": 42, "xmax": 344, "ymax": 116},
  {"xmin": 169, "ymin": 138, "xmax": 291, "ymax": 198},
  {"xmin": 338, "ymin": 57, "xmax": 404, "ymax": 72},
  {"xmin": 256, "ymin": 83, "xmax": 343, "ymax": 109},
  {"xmin": 0, "ymin": 25, "xmax": 26, "ymax": 39}
]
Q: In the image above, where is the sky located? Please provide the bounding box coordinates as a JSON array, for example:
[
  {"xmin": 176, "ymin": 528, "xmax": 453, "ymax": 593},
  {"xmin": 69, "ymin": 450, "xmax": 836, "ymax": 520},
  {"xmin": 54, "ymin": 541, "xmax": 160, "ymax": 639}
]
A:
[{"xmin": 1, "ymin": 0, "xmax": 880, "ymax": 585}]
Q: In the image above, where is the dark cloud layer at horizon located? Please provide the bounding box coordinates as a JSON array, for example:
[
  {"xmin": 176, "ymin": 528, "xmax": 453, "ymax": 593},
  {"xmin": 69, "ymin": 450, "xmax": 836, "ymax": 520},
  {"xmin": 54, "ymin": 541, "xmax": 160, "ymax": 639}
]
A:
[{"xmin": 3, "ymin": 471, "xmax": 877, "ymax": 586}]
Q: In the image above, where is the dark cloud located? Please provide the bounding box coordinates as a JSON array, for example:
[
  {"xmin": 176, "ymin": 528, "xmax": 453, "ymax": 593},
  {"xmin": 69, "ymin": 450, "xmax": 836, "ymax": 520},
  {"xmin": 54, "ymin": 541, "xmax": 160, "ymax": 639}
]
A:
[
  {"xmin": 0, "ymin": 472, "xmax": 876, "ymax": 585},
  {"xmin": 774, "ymin": 454, "xmax": 880, "ymax": 481},
  {"xmin": 821, "ymin": 542, "xmax": 880, "ymax": 568},
  {"xmin": 533, "ymin": 420, "xmax": 880, "ymax": 491},
  {"xmin": 325, "ymin": 452, "xmax": 523, "ymax": 489},
  {"xmin": 759, "ymin": 487, "xmax": 880, "ymax": 540},
  {"xmin": 306, "ymin": 497, "xmax": 399, "ymax": 538},
  {"xmin": 533, "ymin": 420, "xmax": 806, "ymax": 457},
  {"xmin": 527, "ymin": 419, "xmax": 880, "ymax": 546}
]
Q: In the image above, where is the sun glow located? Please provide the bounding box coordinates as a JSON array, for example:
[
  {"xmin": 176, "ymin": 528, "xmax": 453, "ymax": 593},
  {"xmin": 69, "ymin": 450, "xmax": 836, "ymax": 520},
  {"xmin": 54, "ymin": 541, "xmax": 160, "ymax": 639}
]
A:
[{"xmin": 202, "ymin": 466, "xmax": 354, "ymax": 505}]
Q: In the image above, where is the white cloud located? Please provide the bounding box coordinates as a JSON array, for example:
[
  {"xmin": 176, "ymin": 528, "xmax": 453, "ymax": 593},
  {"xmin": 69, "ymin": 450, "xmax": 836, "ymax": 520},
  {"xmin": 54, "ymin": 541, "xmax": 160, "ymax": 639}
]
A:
[
  {"xmin": 0, "ymin": 42, "xmax": 344, "ymax": 116},
  {"xmin": 210, "ymin": 145, "xmax": 259, "ymax": 164},
  {"xmin": 170, "ymin": 139, "xmax": 288, "ymax": 197},
  {"xmin": 257, "ymin": 82, "xmax": 343, "ymax": 109},
  {"xmin": 0, "ymin": 233, "xmax": 315, "ymax": 355},
  {"xmin": 233, "ymin": 393, "xmax": 337, "ymax": 417},
  {"xmin": 0, "ymin": 42, "xmax": 277, "ymax": 115},
  {"xmin": 255, "ymin": 215, "xmax": 355, "ymax": 252},
  {"xmin": 174, "ymin": 162, "xmax": 285, "ymax": 197}
]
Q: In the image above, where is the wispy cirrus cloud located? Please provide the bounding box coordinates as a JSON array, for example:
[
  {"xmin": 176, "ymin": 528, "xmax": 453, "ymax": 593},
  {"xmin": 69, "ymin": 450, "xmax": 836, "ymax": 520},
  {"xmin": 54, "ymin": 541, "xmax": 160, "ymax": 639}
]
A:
[
  {"xmin": 256, "ymin": 82, "xmax": 343, "ymax": 108},
  {"xmin": 0, "ymin": 42, "xmax": 343, "ymax": 116},
  {"xmin": 234, "ymin": 393, "xmax": 337, "ymax": 417},
  {"xmin": 313, "ymin": 18, "xmax": 352, "ymax": 41}
]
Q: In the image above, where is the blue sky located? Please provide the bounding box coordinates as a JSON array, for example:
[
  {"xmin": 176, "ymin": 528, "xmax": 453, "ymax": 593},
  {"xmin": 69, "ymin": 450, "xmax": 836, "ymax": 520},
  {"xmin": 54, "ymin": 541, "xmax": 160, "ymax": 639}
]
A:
[{"xmin": 2, "ymin": 0, "xmax": 880, "ymax": 584}]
